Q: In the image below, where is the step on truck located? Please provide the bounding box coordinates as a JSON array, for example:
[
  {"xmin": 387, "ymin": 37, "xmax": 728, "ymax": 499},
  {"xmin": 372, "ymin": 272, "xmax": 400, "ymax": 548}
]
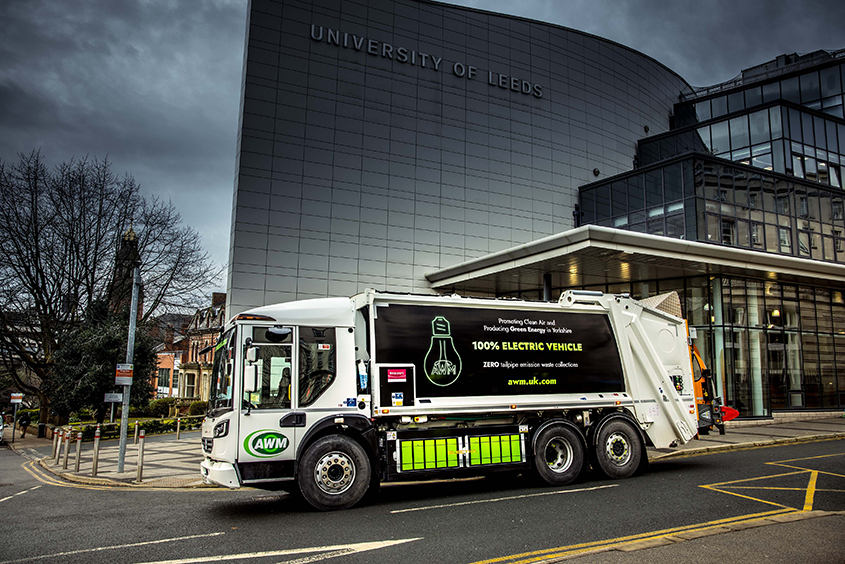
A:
[{"xmin": 201, "ymin": 289, "xmax": 719, "ymax": 510}]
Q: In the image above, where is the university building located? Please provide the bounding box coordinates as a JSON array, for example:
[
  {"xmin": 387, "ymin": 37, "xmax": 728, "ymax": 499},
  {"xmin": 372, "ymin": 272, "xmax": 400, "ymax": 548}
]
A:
[{"xmin": 227, "ymin": 0, "xmax": 845, "ymax": 418}]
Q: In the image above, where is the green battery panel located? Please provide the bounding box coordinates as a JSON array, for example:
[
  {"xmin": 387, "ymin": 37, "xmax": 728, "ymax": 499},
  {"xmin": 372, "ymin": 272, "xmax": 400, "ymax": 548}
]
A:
[{"xmin": 399, "ymin": 434, "xmax": 523, "ymax": 472}]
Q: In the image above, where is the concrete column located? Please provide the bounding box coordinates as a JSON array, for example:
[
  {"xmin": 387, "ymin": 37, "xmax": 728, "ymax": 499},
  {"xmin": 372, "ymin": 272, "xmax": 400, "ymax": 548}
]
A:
[
  {"xmin": 712, "ymin": 278, "xmax": 726, "ymax": 400},
  {"xmin": 747, "ymin": 290, "xmax": 764, "ymax": 416}
]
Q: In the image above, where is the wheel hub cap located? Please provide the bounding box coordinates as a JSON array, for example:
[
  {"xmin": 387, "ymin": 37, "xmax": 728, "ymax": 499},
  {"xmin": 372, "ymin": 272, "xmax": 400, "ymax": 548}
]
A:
[
  {"xmin": 314, "ymin": 451, "xmax": 356, "ymax": 495},
  {"xmin": 605, "ymin": 432, "xmax": 631, "ymax": 466},
  {"xmin": 545, "ymin": 437, "xmax": 574, "ymax": 473}
]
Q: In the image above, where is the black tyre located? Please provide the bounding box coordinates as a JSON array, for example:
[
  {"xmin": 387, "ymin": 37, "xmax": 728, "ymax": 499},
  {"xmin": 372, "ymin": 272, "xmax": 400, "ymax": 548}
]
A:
[
  {"xmin": 533, "ymin": 425, "xmax": 584, "ymax": 486},
  {"xmin": 297, "ymin": 435, "xmax": 371, "ymax": 511},
  {"xmin": 594, "ymin": 419, "xmax": 642, "ymax": 479}
]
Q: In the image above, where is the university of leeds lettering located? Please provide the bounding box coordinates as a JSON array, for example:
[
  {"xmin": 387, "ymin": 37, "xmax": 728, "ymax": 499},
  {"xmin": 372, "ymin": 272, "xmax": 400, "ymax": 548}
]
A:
[{"xmin": 310, "ymin": 24, "xmax": 543, "ymax": 98}]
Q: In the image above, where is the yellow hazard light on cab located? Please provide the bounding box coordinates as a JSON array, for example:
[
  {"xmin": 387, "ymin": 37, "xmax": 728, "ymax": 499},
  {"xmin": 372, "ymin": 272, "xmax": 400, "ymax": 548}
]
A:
[
  {"xmin": 689, "ymin": 409, "xmax": 696, "ymax": 414},
  {"xmin": 615, "ymin": 401, "xmax": 622, "ymax": 405},
  {"xmin": 510, "ymin": 405, "xmax": 517, "ymax": 409},
  {"xmin": 234, "ymin": 313, "xmax": 276, "ymax": 321}
]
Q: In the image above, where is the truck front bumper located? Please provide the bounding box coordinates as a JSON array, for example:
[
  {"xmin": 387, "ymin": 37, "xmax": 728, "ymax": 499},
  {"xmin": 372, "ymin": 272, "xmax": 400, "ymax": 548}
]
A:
[{"xmin": 201, "ymin": 458, "xmax": 239, "ymax": 488}]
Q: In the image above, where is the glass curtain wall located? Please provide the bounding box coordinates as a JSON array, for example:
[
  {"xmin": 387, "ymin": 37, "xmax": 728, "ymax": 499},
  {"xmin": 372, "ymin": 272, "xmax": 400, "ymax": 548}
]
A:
[
  {"xmin": 580, "ymin": 157, "xmax": 845, "ymax": 265},
  {"xmin": 546, "ymin": 276, "xmax": 845, "ymax": 416},
  {"xmin": 676, "ymin": 61, "xmax": 845, "ymax": 126}
]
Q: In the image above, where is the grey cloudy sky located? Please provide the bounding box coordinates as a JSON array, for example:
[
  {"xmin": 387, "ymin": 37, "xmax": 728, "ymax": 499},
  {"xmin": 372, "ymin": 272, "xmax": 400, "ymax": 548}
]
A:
[{"xmin": 1, "ymin": 0, "xmax": 844, "ymax": 293}]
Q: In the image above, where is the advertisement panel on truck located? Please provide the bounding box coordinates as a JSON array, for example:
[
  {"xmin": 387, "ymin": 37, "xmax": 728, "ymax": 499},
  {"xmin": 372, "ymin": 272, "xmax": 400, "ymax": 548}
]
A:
[{"xmin": 374, "ymin": 304, "xmax": 625, "ymax": 399}]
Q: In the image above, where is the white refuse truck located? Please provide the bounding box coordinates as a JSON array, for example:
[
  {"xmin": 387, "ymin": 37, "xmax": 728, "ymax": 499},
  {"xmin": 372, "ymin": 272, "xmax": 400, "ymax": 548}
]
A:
[{"xmin": 201, "ymin": 289, "xmax": 712, "ymax": 510}]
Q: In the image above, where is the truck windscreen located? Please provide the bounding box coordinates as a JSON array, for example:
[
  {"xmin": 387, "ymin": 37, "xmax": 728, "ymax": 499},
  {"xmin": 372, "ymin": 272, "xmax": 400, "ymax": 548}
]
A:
[{"xmin": 209, "ymin": 327, "xmax": 236, "ymax": 415}]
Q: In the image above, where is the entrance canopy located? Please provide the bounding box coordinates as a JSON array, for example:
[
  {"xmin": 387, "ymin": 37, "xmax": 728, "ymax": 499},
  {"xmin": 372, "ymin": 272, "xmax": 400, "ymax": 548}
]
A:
[{"xmin": 426, "ymin": 226, "xmax": 845, "ymax": 295}]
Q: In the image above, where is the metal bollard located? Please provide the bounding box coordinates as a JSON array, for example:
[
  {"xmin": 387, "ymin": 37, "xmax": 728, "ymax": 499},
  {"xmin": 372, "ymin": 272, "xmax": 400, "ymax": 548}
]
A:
[
  {"xmin": 74, "ymin": 432, "xmax": 82, "ymax": 472},
  {"xmin": 91, "ymin": 427, "xmax": 101, "ymax": 477},
  {"xmin": 176, "ymin": 418, "xmax": 181, "ymax": 440},
  {"xmin": 51, "ymin": 428, "xmax": 60, "ymax": 459},
  {"xmin": 134, "ymin": 421, "xmax": 140, "ymax": 445},
  {"xmin": 54, "ymin": 429, "xmax": 63, "ymax": 464},
  {"xmin": 136, "ymin": 429, "xmax": 146, "ymax": 482},
  {"xmin": 62, "ymin": 431, "xmax": 71, "ymax": 469}
]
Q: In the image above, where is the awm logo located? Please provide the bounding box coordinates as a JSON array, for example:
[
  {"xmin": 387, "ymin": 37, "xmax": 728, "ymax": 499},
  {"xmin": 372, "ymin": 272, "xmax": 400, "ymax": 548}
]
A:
[{"xmin": 244, "ymin": 430, "xmax": 290, "ymax": 458}]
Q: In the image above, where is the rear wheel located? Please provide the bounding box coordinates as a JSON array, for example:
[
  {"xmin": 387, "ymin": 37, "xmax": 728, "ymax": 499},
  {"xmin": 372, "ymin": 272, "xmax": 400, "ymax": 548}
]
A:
[
  {"xmin": 533, "ymin": 425, "xmax": 584, "ymax": 486},
  {"xmin": 297, "ymin": 435, "xmax": 370, "ymax": 511},
  {"xmin": 594, "ymin": 419, "xmax": 642, "ymax": 479}
]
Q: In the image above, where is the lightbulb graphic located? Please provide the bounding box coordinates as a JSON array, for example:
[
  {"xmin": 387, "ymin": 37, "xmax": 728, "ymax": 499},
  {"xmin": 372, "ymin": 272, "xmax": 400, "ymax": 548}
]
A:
[{"xmin": 423, "ymin": 316, "xmax": 462, "ymax": 386}]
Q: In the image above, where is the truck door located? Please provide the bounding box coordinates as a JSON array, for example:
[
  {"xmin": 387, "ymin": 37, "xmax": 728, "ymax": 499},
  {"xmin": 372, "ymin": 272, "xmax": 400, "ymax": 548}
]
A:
[{"xmin": 237, "ymin": 325, "xmax": 299, "ymax": 481}]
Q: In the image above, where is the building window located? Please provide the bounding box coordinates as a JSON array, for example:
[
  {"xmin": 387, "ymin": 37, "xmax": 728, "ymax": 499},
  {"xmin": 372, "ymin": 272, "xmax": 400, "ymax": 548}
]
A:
[
  {"xmin": 721, "ymin": 219, "xmax": 736, "ymax": 245},
  {"xmin": 185, "ymin": 373, "xmax": 196, "ymax": 398},
  {"xmin": 158, "ymin": 368, "xmax": 170, "ymax": 387},
  {"xmin": 751, "ymin": 223, "xmax": 763, "ymax": 248},
  {"xmin": 779, "ymin": 227, "xmax": 792, "ymax": 254}
]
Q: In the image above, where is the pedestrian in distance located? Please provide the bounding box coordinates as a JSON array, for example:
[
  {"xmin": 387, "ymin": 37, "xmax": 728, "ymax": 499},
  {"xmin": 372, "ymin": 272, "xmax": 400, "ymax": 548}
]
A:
[{"xmin": 18, "ymin": 412, "xmax": 31, "ymax": 438}]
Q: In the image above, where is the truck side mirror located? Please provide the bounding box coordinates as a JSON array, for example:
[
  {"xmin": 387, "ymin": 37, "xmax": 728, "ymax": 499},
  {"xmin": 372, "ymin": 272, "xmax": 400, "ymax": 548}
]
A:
[
  {"xmin": 244, "ymin": 365, "xmax": 258, "ymax": 393},
  {"xmin": 246, "ymin": 346, "xmax": 259, "ymax": 363}
]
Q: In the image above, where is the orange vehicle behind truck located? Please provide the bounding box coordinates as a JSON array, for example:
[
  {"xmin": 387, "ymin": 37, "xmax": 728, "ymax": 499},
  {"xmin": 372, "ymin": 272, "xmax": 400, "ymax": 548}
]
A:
[{"xmin": 689, "ymin": 344, "xmax": 738, "ymax": 435}]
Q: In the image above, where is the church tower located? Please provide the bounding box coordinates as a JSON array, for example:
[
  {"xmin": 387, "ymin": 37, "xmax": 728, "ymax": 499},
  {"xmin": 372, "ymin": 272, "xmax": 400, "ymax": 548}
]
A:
[{"xmin": 109, "ymin": 227, "xmax": 144, "ymax": 318}]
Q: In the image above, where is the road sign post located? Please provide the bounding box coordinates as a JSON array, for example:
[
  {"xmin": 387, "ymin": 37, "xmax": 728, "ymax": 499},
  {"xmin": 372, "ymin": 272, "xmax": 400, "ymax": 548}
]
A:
[
  {"xmin": 10, "ymin": 392, "xmax": 22, "ymax": 444},
  {"xmin": 117, "ymin": 266, "xmax": 141, "ymax": 473}
]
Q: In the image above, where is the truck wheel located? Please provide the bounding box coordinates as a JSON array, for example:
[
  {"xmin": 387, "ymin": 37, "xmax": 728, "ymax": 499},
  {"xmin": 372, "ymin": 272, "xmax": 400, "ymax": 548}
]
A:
[
  {"xmin": 297, "ymin": 435, "xmax": 370, "ymax": 511},
  {"xmin": 594, "ymin": 419, "xmax": 642, "ymax": 479},
  {"xmin": 533, "ymin": 425, "xmax": 584, "ymax": 486}
]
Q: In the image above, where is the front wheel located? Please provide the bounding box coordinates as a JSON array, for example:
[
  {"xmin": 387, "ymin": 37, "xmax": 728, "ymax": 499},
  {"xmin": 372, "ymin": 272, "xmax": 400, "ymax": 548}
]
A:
[
  {"xmin": 297, "ymin": 435, "xmax": 371, "ymax": 511},
  {"xmin": 533, "ymin": 424, "xmax": 584, "ymax": 486},
  {"xmin": 594, "ymin": 419, "xmax": 642, "ymax": 479}
]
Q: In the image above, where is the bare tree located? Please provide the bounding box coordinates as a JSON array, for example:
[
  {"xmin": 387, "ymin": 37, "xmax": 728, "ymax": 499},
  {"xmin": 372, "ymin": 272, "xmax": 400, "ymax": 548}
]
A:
[{"xmin": 0, "ymin": 150, "xmax": 221, "ymax": 421}]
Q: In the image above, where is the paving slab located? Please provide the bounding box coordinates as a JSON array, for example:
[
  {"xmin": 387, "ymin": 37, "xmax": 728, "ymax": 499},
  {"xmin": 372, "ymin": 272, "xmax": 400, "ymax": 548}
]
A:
[{"xmin": 772, "ymin": 421, "xmax": 845, "ymax": 432}]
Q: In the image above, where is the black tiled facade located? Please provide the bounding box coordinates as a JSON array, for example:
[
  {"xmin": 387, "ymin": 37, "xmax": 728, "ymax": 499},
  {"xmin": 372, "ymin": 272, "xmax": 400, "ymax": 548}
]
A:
[{"xmin": 228, "ymin": 0, "xmax": 688, "ymax": 315}]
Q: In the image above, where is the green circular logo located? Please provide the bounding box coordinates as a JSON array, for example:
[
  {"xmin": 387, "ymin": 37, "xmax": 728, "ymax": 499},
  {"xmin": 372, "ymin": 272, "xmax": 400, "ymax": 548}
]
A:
[{"xmin": 244, "ymin": 430, "xmax": 290, "ymax": 458}]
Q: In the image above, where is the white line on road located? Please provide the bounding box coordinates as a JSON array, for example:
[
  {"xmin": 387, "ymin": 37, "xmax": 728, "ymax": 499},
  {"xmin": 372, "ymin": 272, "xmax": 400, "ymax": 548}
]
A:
[
  {"xmin": 275, "ymin": 549, "xmax": 350, "ymax": 564},
  {"xmin": 390, "ymin": 484, "xmax": 619, "ymax": 513},
  {"xmin": 132, "ymin": 538, "xmax": 423, "ymax": 564},
  {"xmin": 0, "ymin": 485, "xmax": 41, "ymax": 504},
  {"xmin": 0, "ymin": 532, "xmax": 225, "ymax": 564}
]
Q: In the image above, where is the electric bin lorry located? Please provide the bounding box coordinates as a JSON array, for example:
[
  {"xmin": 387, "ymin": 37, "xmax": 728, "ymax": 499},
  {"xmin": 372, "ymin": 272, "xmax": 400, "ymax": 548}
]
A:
[{"xmin": 201, "ymin": 289, "xmax": 718, "ymax": 510}]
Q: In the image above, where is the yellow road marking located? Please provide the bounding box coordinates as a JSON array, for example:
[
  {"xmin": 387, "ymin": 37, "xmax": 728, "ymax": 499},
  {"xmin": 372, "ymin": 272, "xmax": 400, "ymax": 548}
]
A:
[
  {"xmin": 482, "ymin": 449, "xmax": 845, "ymax": 563},
  {"xmin": 700, "ymin": 451, "xmax": 845, "ymax": 512},
  {"xmin": 466, "ymin": 509, "xmax": 795, "ymax": 564},
  {"xmin": 803, "ymin": 471, "xmax": 818, "ymax": 511},
  {"xmin": 699, "ymin": 484, "xmax": 795, "ymax": 508},
  {"xmin": 21, "ymin": 460, "xmax": 212, "ymax": 492},
  {"xmin": 22, "ymin": 460, "xmax": 117, "ymax": 491},
  {"xmin": 720, "ymin": 486, "xmax": 844, "ymax": 492},
  {"xmin": 701, "ymin": 469, "xmax": 808, "ymax": 486},
  {"xmin": 766, "ymin": 452, "xmax": 845, "ymax": 464}
]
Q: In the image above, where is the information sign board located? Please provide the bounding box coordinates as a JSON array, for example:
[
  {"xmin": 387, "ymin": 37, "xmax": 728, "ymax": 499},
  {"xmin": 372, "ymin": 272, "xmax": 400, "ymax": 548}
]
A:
[{"xmin": 115, "ymin": 364, "xmax": 134, "ymax": 386}]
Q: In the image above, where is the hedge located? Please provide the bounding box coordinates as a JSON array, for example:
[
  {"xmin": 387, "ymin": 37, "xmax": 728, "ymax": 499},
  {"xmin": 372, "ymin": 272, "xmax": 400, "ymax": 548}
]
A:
[{"xmin": 57, "ymin": 417, "xmax": 204, "ymax": 442}]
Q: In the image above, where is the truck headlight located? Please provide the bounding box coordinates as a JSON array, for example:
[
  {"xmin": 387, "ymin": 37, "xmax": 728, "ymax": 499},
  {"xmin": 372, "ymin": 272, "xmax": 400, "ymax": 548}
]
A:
[{"xmin": 213, "ymin": 420, "xmax": 229, "ymax": 438}]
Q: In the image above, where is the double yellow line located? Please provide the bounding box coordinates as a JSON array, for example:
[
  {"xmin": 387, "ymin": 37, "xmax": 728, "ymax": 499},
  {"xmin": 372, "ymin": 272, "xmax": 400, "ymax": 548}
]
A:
[
  {"xmin": 20, "ymin": 460, "xmax": 201, "ymax": 492},
  {"xmin": 22, "ymin": 460, "xmax": 116, "ymax": 491},
  {"xmin": 468, "ymin": 508, "xmax": 798, "ymax": 564}
]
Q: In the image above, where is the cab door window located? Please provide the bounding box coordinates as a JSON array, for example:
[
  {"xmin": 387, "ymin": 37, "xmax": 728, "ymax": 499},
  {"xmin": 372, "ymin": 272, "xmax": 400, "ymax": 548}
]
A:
[
  {"xmin": 243, "ymin": 340, "xmax": 293, "ymax": 410},
  {"xmin": 299, "ymin": 327, "xmax": 336, "ymax": 407}
]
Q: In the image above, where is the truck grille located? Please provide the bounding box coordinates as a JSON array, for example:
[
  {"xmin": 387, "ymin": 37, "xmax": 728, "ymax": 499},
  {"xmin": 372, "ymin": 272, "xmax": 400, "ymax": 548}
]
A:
[{"xmin": 202, "ymin": 437, "xmax": 213, "ymax": 453}]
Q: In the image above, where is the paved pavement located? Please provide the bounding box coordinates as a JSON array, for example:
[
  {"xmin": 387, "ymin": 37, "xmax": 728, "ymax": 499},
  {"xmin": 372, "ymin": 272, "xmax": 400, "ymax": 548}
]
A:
[
  {"xmin": 1, "ymin": 424, "xmax": 206, "ymax": 488},
  {"xmin": 3, "ymin": 415, "xmax": 845, "ymax": 489}
]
